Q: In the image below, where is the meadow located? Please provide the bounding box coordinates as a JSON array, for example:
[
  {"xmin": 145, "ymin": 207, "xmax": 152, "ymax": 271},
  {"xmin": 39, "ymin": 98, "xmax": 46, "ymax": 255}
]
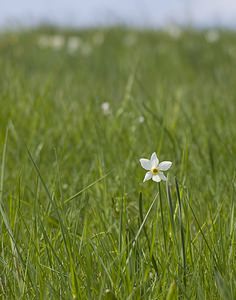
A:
[{"xmin": 0, "ymin": 26, "xmax": 236, "ymax": 299}]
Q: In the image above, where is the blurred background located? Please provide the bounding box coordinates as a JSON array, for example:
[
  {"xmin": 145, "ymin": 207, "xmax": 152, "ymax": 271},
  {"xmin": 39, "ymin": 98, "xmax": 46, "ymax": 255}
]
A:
[{"xmin": 1, "ymin": 0, "xmax": 236, "ymax": 29}]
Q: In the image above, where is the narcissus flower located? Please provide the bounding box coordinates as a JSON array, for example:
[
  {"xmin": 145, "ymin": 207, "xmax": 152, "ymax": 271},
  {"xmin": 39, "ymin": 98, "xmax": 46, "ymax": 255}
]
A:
[{"xmin": 140, "ymin": 152, "xmax": 172, "ymax": 183}]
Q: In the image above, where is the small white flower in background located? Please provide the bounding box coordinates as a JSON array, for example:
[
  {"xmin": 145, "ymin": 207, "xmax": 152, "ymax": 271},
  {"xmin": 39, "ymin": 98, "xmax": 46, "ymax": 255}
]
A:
[
  {"xmin": 67, "ymin": 36, "xmax": 82, "ymax": 53},
  {"xmin": 138, "ymin": 116, "xmax": 145, "ymax": 123},
  {"xmin": 166, "ymin": 24, "xmax": 182, "ymax": 39},
  {"xmin": 37, "ymin": 34, "xmax": 65, "ymax": 50},
  {"xmin": 50, "ymin": 35, "xmax": 65, "ymax": 50},
  {"xmin": 140, "ymin": 152, "xmax": 172, "ymax": 183},
  {"xmin": 101, "ymin": 102, "xmax": 111, "ymax": 115},
  {"xmin": 205, "ymin": 30, "xmax": 219, "ymax": 43},
  {"xmin": 62, "ymin": 183, "xmax": 68, "ymax": 190}
]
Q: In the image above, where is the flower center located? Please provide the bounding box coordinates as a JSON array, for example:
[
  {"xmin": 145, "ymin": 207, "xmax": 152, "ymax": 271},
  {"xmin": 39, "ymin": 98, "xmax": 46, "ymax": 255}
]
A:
[{"xmin": 151, "ymin": 168, "xmax": 159, "ymax": 175}]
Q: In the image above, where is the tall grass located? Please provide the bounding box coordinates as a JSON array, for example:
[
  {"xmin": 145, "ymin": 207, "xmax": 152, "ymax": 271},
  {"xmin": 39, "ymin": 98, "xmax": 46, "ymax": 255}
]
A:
[{"xmin": 0, "ymin": 27, "xmax": 236, "ymax": 299}]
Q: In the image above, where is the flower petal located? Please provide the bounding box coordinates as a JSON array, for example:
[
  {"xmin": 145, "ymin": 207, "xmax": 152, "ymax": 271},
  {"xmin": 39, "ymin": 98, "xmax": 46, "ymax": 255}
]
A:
[
  {"xmin": 139, "ymin": 159, "xmax": 152, "ymax": 170},
  {"xmin": 158, "ymin": 161, "xmax": 172, "ymax": 171},
  {"xmin": 158, "ymin": 172, "xmax": 167, "ymax": 181},
  {"xmin": 150, "ymin": 152, "xmax": 159, "ymax": 168},
  {"xmin": 152, "ymin": 174, "xmax": 161, "ymax": 182},
  {"xmin": 143, "ymin": 171, "xmax": 152, "ymax": 182}
]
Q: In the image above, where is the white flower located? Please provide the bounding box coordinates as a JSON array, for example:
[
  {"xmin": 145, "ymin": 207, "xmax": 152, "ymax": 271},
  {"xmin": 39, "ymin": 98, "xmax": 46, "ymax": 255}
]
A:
[
  {"xmin": 140, "ymin": 152, "xmax": 172, "ymax": 183},
  {"xmin": 50, "ymin": 35, "xmax": 65, "ymax": 50},
  {"xmin": 101, "ymin": 102, "xmax": 111, "ymax": 115},
  {"xmin": 166, "ymin": 24, "xmax": 182, "ymax": 39},
  {"xmin": 205, "ymin": 30, "xmax": 219, "ymax": 43},
  {"xmin": 37, "ymin": 34, "xmax": 65, "ymax": 50},
  {"xmin": 138, "ymin": 116, "xmax": 145, "ymax": 123},
  {"xmin": 67, "ymin": 36, "xmax": 82, "ymax": 53}
]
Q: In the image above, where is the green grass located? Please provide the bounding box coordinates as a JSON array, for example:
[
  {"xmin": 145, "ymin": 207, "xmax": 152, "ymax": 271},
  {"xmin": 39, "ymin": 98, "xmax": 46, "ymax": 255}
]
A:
[{"xmin": 0, "ymin": 26, "xmax": 236, "ymax": 299}]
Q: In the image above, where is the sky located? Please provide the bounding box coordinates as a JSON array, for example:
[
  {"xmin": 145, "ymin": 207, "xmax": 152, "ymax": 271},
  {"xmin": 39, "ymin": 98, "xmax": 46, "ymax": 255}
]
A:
[{"xmin": 1, "ymin": 0, "xmax": 236, "ymax": 28}]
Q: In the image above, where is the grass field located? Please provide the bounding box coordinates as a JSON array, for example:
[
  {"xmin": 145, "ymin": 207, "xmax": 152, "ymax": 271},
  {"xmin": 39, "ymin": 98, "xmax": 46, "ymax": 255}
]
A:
[{"xmin": 0, "ymin": 27, "xmax": 236, "ymax": 299}]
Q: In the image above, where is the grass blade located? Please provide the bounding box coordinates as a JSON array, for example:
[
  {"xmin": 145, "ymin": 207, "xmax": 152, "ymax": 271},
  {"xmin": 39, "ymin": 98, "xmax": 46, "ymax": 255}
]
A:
[
  {"xmin": 139, "ymin": 192, "xmax": 159, "ymax": 276},
  {"xmin": 123, "ymin": 193, "xmax": 158, "ymax": 272},
  {"xmin": 175, "ymin": 178, "xmax": 187, "ymax": 288}
]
